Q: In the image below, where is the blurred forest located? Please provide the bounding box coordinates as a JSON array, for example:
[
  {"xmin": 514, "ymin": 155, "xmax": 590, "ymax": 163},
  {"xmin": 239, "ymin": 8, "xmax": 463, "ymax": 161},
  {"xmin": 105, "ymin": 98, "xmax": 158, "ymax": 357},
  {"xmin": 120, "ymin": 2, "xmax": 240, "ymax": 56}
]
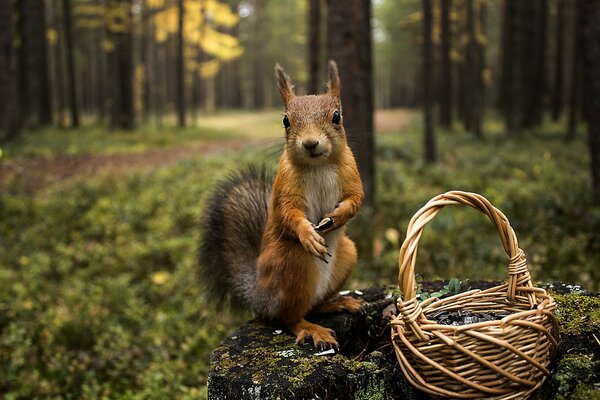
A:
[{"xmin": 1, "ymin": 0, "xmax": 599, "ymax": 398}]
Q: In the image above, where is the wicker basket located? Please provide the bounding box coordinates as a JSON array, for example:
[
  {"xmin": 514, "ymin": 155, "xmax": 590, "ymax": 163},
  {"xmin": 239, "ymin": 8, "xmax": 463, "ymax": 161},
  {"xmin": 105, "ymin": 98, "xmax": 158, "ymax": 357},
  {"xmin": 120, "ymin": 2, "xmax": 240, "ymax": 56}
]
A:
[{"xmin": 391, "ymin": 191, "xmax": 559, "ymax": 399}]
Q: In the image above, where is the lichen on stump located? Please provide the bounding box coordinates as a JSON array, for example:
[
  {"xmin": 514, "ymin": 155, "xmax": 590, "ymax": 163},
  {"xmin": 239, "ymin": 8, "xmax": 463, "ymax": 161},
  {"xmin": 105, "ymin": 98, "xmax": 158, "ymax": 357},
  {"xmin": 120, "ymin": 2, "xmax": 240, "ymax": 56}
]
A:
[{"xmin": 208, "ymin": 283, "xmax": 600, "ymax": 400}]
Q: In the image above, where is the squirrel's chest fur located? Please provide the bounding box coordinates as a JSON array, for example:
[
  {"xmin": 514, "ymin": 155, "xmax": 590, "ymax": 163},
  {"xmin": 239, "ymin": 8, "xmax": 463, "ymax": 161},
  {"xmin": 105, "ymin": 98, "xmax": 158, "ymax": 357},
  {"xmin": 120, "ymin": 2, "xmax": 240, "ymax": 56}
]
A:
[{"xmin": 302, "ymin": 165, "xmax": 342, "ymax": 304}]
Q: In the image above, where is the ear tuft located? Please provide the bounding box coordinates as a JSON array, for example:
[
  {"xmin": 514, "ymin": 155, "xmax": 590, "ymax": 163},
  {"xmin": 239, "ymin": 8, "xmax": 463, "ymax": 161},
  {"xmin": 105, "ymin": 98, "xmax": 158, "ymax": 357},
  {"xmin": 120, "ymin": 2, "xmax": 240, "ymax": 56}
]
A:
[
  {"xmin": 275, "ymin": 63, "xmax": 295, "ymax": 106},
  {"xmin": 327, "ymin": 60, "xmax": 341, "ymax": 101}
]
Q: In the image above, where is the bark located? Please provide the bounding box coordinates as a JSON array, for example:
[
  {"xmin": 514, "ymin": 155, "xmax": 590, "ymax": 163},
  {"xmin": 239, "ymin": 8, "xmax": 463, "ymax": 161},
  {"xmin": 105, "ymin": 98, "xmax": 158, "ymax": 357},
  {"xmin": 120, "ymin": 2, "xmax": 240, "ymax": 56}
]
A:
[
  {"xmin": 326, "ymin": 0, "xmax": 375, "ymax": 210},
  {"xmin": 308, "ymin": 0, "xmax": 321, "ymax": 95},
  {"xmin": 0, "ymin": 0, "xmax": 20, "ymax": 139},
  {"xmin": 567, "ymin": 0, "xmax": 583, "ymax": 140},
  {"xmin": 439, "ymin": 0, "xmax": 452, "ymax": 128},
  {"xmin": 581, "ymin": 0, "xmax": 600, "ymax": 205},
  {"xmin": 251, "ymin": 0, "xmax": 264, "ymax": 108},
  {"xmin": 20, "ymin": 0, "xmax": 53, "ymax": 126},
  {"xmin": 109, "ymin": 0, "xmax": 135, "ymax": 130},
  {"xmin": 465, "ymin": 0, "xmax": 481, "ymax": 137},
  {"xmin": 50, "ymin": 0, "xmax": 66, "ymax": 127},
  {"xmin": 551, "ymin": 0, "xmax": 565, "ymax": 122},
  {"xmin": 208, "ymin": 284, "xmax": 599, "ymax": 400},
  {"xmin": 477, "ymin": 0, "xmax": 487, "ymax": 126},
  {"xmin": 532, "ymin": 0, "xmax": 548, "ymax": 126},
  {"xmin": 176, "ymin": 0, "xmax": 185, "ymax": 127},
  {"xmin": 63, "ymin": 0, "xmax": 79, "ymax": 127},
  {"xmin": 500, "ymin": 0, "xmax": 538, "ymax": 133},
  {"xmin": 422, "ymin": 0, "xmax": 436, "ymax": 162}
]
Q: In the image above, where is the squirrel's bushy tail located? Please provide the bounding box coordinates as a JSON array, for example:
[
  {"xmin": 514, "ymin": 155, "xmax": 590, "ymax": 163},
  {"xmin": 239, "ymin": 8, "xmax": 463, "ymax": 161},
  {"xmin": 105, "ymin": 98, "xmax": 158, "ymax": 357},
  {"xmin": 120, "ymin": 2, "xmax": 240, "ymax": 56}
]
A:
[{"xmin": 198, "ymin": 165, "xmax": 273, "ymax": 307}]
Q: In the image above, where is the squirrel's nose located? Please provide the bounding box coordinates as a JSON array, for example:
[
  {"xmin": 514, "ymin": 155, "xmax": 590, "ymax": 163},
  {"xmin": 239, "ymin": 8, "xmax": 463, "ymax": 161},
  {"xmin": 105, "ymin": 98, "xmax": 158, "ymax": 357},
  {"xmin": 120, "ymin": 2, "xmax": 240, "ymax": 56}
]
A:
[{"xmin": 302, "ymin": 138, "xmax": 319, "ymax": 150}]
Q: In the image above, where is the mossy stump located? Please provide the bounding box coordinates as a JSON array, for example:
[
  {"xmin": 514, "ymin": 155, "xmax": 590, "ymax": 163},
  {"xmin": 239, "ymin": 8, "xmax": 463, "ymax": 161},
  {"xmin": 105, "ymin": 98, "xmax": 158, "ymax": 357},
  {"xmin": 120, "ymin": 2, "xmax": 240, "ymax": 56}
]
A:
[{"xmin": 208, "ymin": 283, "xmax": 600, "ymax": 400}]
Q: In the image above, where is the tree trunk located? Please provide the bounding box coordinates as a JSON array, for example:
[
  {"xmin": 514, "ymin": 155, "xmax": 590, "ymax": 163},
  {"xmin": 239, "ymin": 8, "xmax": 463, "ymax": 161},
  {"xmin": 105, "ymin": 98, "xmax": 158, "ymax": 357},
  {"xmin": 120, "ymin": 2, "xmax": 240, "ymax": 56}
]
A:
[
  {"xmin": 110, "ymin": 0, "xmax": 135, "ymax": 130},
  {"xmin": 0, "ymin": 0, "xmax": 20, "ymax": 139},
  {"xmin": 326, "ymin": 0, "xmax": 375, "ymax": 210},
  {"xmin": 567, "ymin": 0, "xmax": 583, "ymax": 140},
  {"xmin": 532, "ymin": 0, "xmax": 548, "ymax": 126},
  {"xmin": 551, "ymin": 0, "xmax": 565, "ymax": 122},
  {"xmin": 22, "ymin": 0, "xmax": 53, "ymax": 126},
  {"xmin": 308, "ymin": 0, "xmax": 321, "ymax": 95},
  {"xmin": 252, "ymin": 0, "xmax": 264, "ymax": 109},
  {"xmin": 50, "ymin": 0, "xmax": 66, "ymax": 127},
  {"xmin": 439, "ymin": 0, "xmax": 452, "ymax": 128},
  {"xmin": 176, "ymin": 0, "xmax": 185, "ymax": 127},
  {"xmin": 422, "ymin": 0, "xmax": 436, "ymax": 162},
  {"xmin": 581, "ymin": 0, "xmax": 600, "ymax": 205},
  {"xmin": 500, "ymin": 0, "xmax": 537, "ymax": 134},
  {"xmin": 465, "ymin": 0, "xmax": 481, "ymax": 138},
  {"xmin": 63, "ymin": 0, "xmax": 79, "ymax": 127},
  {"xmin": 477, "ymin": 0, "xmax": 487, "ymax": 130}
]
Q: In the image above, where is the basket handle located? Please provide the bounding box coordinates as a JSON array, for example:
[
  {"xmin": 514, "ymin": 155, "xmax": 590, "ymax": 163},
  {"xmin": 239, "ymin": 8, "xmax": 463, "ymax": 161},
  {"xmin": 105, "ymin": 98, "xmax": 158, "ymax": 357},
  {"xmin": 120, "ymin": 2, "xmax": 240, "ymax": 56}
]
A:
[{"xmin": 397, "ymin": 191, "xmax": 535, "ymax": 338}]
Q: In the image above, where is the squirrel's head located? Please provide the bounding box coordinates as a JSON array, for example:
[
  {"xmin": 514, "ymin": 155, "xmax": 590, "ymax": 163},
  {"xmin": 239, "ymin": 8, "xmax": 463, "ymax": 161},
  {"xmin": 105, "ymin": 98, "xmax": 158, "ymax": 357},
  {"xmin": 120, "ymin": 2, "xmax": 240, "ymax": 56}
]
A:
[{"xmin": 275, "ymin": 61, "xmax": 345, "ymax": 166}]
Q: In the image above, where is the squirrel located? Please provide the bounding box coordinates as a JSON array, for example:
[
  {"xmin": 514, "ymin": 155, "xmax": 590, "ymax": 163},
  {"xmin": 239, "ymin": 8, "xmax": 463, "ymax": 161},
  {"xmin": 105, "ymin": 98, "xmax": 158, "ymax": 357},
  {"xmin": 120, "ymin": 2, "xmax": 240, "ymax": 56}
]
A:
[{"xmin": 199, "ymin": 61, "xmax": 364, "ymax": 350}]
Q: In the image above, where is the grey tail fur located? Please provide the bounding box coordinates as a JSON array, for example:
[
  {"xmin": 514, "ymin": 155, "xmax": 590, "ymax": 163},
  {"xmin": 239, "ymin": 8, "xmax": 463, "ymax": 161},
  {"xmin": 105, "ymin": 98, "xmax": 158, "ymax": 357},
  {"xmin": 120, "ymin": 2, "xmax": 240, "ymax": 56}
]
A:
[{"xmin": 198, "ymin": 165, "xmax": 273, "ymax": 308}]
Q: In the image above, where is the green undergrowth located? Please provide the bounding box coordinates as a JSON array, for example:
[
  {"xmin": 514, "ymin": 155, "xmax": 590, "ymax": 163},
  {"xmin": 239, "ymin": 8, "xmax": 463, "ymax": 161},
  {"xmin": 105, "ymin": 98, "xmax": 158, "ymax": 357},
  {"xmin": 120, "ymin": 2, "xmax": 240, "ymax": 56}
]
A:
[
  {"xmin": 0, "ymin": 112, "xmax": 598, "ymax": 398},
  {"xmin": 365, "ymin": 116, "xmax": 599, "ymax": 290}
]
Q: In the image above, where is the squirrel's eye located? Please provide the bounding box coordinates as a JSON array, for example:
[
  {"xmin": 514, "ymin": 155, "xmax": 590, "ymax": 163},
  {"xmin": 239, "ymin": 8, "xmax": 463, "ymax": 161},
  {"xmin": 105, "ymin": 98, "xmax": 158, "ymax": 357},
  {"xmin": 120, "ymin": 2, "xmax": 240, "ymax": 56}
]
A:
[
  {"xmin": 283, "ymin": 115, "xmax": 290, "ymax": 128},
  {"xmin": 332, "ymin": 111, "xmax": 341, "ymax": 124}
]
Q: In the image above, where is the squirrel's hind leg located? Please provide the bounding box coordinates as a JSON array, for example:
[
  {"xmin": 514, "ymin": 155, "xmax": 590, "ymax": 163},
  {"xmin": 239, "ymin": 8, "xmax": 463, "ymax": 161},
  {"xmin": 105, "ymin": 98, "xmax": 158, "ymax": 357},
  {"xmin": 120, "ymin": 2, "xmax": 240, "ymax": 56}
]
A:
[{"xmin": 311, "ymin": 235, "xmax": 365, "ymax": 314}]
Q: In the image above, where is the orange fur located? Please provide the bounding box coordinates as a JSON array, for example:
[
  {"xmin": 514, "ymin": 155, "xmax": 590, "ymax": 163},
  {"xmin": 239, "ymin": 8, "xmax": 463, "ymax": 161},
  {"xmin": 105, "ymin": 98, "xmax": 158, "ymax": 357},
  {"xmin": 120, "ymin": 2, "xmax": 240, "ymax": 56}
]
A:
[{"xmin": 256, "ymin": 62, "xmax": 364, "ymax": 349}]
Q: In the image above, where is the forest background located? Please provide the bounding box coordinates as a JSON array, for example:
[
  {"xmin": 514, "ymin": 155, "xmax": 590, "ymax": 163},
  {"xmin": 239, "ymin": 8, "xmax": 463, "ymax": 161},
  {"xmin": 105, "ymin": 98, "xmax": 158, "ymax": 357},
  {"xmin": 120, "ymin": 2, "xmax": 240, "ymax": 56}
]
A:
[{"xmin": 1, "ymin": 0, "xmax": 599, "ymax": 398}]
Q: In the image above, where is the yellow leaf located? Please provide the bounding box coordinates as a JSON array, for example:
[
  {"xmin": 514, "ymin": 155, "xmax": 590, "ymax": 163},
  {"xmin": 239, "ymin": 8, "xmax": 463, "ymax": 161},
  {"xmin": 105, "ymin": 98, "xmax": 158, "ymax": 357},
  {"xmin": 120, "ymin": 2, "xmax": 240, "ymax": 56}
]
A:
[
  {"xmin": 47, "ymin": 29, "xmax": 58, "ymax": 46},
  {"xmin": 151, "ymin": 271, "xmax": 171, "ymax": 285},
  {"xmin": 199, "ymin": 59, "xmax": 220, "ymax": 78}
]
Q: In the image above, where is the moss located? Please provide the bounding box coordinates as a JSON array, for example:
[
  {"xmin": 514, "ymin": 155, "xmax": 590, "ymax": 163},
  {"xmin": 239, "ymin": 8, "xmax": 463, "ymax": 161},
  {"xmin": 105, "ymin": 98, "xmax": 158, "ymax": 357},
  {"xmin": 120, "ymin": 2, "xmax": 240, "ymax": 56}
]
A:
[
  {"xmin": 354, "ymin": 376, "xmax": 386, "ymax": 400},
  {"xmin": 550, "ymin": 354, "xmax": 600, "ymax": 399},
  {"xmin": 553, "ymin": 294, "xmax": 600, "ymax": 334}
]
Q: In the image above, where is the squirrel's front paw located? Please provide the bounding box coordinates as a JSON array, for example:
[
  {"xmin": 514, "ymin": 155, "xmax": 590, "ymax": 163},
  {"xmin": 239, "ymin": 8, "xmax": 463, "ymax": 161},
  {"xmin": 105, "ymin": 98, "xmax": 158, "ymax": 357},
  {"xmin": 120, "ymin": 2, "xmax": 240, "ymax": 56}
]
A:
[{"xmin": 299, "ymin": 226, "xmax": 327, "ymax": 258}]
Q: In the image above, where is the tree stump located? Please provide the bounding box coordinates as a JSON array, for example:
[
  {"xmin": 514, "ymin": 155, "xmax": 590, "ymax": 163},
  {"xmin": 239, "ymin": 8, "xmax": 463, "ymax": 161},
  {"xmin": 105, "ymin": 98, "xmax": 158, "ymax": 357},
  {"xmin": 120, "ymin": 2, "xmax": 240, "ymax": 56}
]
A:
[{"xmin": 208, "ymin": 283, "xmax": 600, "ymax": 399}]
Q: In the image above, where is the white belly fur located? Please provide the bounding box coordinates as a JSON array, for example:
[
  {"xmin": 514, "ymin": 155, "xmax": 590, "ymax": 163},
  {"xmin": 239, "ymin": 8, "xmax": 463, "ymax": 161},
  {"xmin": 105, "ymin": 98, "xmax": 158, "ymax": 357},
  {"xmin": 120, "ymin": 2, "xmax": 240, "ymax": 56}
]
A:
[{"xmin": 302, "ymin": 165, "xmax": 342, "ymax": 304}]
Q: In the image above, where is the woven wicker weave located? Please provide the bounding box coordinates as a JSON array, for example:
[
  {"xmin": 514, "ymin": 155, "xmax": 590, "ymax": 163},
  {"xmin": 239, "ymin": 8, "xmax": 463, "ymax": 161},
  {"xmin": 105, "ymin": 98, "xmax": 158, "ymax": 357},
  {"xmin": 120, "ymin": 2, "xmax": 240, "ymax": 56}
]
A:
[{"xmin": 391, "ymin": 191, "xmax": 559, "ymax": 399}]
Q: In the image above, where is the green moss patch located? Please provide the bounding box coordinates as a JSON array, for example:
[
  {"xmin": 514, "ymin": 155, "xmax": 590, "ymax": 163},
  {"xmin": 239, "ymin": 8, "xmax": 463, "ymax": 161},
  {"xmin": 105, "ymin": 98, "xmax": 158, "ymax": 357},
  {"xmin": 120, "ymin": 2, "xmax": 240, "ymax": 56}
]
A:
[{"xmin": 554, "ymin": 294, "xmax": 600, "ymax": 335}]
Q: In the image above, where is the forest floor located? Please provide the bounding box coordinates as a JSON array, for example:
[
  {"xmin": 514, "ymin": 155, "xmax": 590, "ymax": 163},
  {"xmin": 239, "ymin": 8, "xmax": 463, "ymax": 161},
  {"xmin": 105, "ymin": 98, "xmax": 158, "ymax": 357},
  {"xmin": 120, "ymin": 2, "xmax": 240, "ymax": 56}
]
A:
[
  {"xmin": 0, "ymin": 109, "xmax": 413, "ymax": 192},
  {"xmin": 1, "ymin": 110, "xmax": 597, "ymax": 399}
]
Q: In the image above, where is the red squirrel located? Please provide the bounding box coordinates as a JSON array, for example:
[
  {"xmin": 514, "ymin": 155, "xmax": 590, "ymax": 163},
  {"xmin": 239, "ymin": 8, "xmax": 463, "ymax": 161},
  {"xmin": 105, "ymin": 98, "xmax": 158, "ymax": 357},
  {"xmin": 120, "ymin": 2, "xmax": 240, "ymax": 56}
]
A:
[{"xmin": 200, "ymin": 61, "xmax": 364, "ymax": 350}]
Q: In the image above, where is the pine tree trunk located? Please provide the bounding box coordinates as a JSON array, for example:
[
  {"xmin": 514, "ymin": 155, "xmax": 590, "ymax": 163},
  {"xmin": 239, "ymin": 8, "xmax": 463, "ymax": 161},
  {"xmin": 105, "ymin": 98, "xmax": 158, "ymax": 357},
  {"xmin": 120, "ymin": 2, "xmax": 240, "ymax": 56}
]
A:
[
  {"xmin": 176, "ymin": 0, "xmax": 185, "ymax": 127},
  {"xmin": 0, "ymin": 0, "xmax": 20, "ymax": 139},
  {"xmin": 33, "ymin": 0, "xmax": 53, "ymax": 125},
  {"xmin": 567, "ymin": 0, "xmax": 583, "ymax": 140},
  {"xmin": 422, "ymin": 0, "xmax": 436, "ymax": 162},
  {"xmin": 477, "ymin": 0, "xmax": 487, "ymax": 132},
  {"xmin": 110, "ymin": 0, "xmax": 135, "ymax": 130},
  {"xmin": 581, "ymin": 0, "xmax": 600, "ymax": 205},
  {"xmin": 551, "ymin": 0, "xmax": 565, "ymax": 122},
  {"xmin": 532, "ymin": 0, "xmax": 548, "ymax": 125},
  {"xmin": 326, "ymin": 0, "xmax": 375, "ymax": 210},
  {"xmin": 22, "ymin": 0, "xmax": 53, "ymax": 126},
  {"xmin": 249, "ymin": 0, "xmax": 264, "ymax": 109},
  {"xmin": 465, "ymin": 0, "xmax": 481, "ymax": 137},
  {"xmin": 439, "ymin": 0, "xmax": 452, "ymax": 128},
  {"xmin": 63, "ymin": 0, "xmax": 79, "ymax": 127},
  {"xmin": 308, "ymin": 0, "xmax": 321, "ymax": 95}
]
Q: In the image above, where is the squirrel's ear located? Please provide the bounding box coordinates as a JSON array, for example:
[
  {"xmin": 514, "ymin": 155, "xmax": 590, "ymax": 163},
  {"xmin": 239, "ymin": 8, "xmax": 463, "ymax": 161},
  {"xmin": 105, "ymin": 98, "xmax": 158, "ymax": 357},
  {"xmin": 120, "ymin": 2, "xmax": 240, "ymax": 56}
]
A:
[
  {"xmin": 274, "ymin": 63, "xmax": 295, "ymax": 107},
  {"xmin": 327, "ymin": 60, "xmax": 341, "ymax": 102}
]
